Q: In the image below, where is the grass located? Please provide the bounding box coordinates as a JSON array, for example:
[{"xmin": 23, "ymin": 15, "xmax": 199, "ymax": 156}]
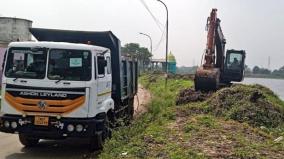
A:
[
  {"xmin": 251, "ymin": 84, "xmax": 284, "ymax": 108},
  {"xmin": 99, "ymin": 74, "xmax": 194, "ymax": 158},
  {"xmin": 98, "ymin": 73, "xmax": 284, "ymax": 159}
]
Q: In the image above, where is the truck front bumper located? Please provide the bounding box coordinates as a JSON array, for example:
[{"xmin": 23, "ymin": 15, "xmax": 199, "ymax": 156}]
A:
[{"xmin": 0, "ymin": 115, "xmax": 103, "ymax": 139}]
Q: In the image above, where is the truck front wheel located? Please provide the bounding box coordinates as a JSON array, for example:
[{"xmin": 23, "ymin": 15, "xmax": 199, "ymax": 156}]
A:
[
  {"xmin": 104, "ymin": 114, "xmax": 113, "ymax": 139},
  {"xmin": 89, "ymin": 131, "xmax": 103, "ymax": 152},
  {"xmin": 89, "ymin": 114, "xmax": 112, "ymax": 151},
  {"xmin": 19, "ymin": 134, "xmax": 39, "ymax": 147}
]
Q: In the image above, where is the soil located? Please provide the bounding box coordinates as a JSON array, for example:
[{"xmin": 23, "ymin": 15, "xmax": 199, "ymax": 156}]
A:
[
  {"xmin": 134, "ymin": 84, "xmax": 151, "ymax": 117},
  {"xmin": 168, "ymin": 74, "xmax": 195, "ymax": 81},
  {"xmin": 176, "ymin": 88, "xmax": 213, "ymax": 105}
]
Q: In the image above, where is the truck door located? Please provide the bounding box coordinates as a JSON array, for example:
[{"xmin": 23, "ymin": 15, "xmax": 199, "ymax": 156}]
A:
[{"xmin": 96, "ymin": 53, "xmax": 112, "ymax": 102}]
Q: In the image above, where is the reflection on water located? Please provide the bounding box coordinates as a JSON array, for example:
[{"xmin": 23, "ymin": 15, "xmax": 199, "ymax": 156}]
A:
[{"xmin": 243, "ymin": 78, "xmax": 284, "ymax": 100}]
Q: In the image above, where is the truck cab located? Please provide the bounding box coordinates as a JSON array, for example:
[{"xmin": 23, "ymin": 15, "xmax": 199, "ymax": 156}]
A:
[{"xmin": 0, "ymin": 42, "xmax": 115, "ymax": 149}]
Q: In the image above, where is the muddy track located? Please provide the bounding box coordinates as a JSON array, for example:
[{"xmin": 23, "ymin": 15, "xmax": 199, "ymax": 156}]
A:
[{"xmin": 134, "ymin": 84, "xmax": 151, "ymax": 117}]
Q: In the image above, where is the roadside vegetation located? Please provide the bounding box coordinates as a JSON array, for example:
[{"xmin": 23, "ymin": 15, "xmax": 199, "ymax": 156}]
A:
[{"xmin": 98, "ymin": 74, "xmax": 284, "ymax": 159}]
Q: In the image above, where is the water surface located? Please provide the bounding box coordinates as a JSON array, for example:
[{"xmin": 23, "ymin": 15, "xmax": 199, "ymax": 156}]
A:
[{"xmin": 243, "ymin": 78, "xmax": 284, "ymax": 100}]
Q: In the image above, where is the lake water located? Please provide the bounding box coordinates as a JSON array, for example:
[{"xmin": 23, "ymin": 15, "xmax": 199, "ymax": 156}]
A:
[{"xmin": 242, "ymin": 78, "xmax": 284, "ymax": 100}]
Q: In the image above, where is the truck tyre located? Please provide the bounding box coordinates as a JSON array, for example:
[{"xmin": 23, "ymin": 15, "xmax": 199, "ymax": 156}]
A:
[
  {"xmin": 89, "ymin": 131, "xmax": 103, "ymax": 152},
  {"xmin": 129, "ymin": 98, "xmax": 134, "ymax": 119},
  {"xmin": 103, "ymin": 115, "xmax": 112, "ymax": 140},
  {"xmin": 125, "ymin": 98, "xmax": 134, "ymax": 125},
  {"xmin": 19, "ymin": 134, "xmax": 39, "ymax": 147},
  {"xmin": 89, "ymin": 114, "xmax": 112, "ymax": 152}
]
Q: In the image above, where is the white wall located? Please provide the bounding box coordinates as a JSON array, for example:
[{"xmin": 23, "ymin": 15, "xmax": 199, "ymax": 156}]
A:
[{"xmin": 0, "ymin": 18, "xmax": 32, "ymax": 42}]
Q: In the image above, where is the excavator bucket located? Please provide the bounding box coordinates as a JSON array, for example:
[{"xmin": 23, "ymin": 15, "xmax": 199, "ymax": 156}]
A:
[{"xmin": 194, "ymin": 67, "xmax": 220, "ymax": 91}]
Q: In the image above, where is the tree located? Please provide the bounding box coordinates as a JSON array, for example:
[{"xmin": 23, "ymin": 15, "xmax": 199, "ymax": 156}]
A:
[
  {"xmin": 252, "ymin": 66, "xmax": 271, "ymax": 74},
  {"xmin": 137, "ymin": 47, "xmax": 152, "ymax": 66},
  {"xmin": 272, "ymin": 66, "xmax": 284, "ymax": 77},
  {"xmin": 244, "ymin": 65, "xmax": 252, "ymax": 75},
  {"xmin": 121, "ymin": 43, "xmax": 140, "ymax": 56},
  {"xmin": 279, "ymin": 66, "xmax": 284, "ymax": 72},
  {"xmin": 252, "ymin": 66, "xmax": 260, "ymax": 74},
  {"xmin": 122, "ymin": 43, "xmax": 152, "ymax": 58},
  {"xmin": 121, "ymin": 43, "xmax": 152, "ymax": 71}
]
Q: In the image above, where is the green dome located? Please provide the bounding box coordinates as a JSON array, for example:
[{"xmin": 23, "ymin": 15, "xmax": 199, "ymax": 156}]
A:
[{"xmin": 167, "ymin": 52, "xmax": 176, "ymax": 63}]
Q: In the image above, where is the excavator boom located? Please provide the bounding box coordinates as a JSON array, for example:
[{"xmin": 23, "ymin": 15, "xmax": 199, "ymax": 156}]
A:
[{"xmin": 203, "ymin": 8, "xmax": 218, "ymax": 68}]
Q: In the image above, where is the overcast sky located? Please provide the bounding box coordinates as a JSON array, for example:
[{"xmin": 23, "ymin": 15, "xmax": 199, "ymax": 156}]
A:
[{"xmin": 1, "ymin": 0, "xmax": 283, "ymax": 69}]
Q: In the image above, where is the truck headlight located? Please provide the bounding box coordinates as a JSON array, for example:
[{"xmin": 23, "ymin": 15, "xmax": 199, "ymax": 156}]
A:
[
  {"xmin": 4, "ymin": 121, "xmax": 10, "ymax": 128},
  {"xmin": 76, "ymin": 124, "xmax": 83, "ymax": 132},
  {"xmin": 11, "ymin": 121, "xmax": 18, "ymax": 129},
  {"xmin": 67, "ymin": 124, "xmax": 75, "ymax": 132}
]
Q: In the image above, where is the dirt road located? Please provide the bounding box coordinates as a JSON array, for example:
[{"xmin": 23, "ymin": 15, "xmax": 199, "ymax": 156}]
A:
[
  {"xmin": 0, "ymin": 85, "xmax": 150, "ymax": 159},
  {"xmin": 134, "ymin": 84, "xmax": 151, "ymax": 117},
  {"xmin": 0, "ymin": 134, "xmax": 96, "ymax": 159}
]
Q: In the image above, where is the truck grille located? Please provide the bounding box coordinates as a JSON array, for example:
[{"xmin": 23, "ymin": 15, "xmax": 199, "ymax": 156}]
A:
[{"xmin": 5, "ymin": 92, "xmax": 85, "ymax": 114}]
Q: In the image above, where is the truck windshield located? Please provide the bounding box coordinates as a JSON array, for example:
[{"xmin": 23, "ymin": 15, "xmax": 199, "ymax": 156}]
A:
[
  {"xmin": 47, "ymin": 49, "xmax": 92, "ymax": 81},
  {"xmin": 5, "ymin": 48, "xmax": 47, "ymax": 79}
]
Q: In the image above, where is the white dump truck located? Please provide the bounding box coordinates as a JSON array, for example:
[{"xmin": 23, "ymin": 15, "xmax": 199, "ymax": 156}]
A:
[{"xmin": 0, "ymin": 28, "xmax": 138, "ymax": 150}]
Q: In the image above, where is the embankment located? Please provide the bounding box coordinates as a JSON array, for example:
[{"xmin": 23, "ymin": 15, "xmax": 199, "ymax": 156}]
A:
[{"xmin": 98, "ymin": 74, "xmax": 284, "ymax": 159}]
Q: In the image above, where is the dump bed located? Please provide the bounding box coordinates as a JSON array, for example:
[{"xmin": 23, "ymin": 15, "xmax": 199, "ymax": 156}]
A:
[{"xmin": 29, "ymin": 28, "xmax": 138, "ymax": 104}]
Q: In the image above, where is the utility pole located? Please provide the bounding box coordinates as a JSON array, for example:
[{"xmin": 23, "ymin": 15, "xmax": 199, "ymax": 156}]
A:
[
  {"xmin": 268, "ymin": 56, "xmax": 271, "ymax": 70},
  {"xmin": 139, "ymin": 32, "xmax": 153, "ymax": 72},
  {"xmin": 139, "ymin": 32, "xmax": 152, "ymax": 55},
  {"xmin": 156, "ymin": 0, "xmax": 169, "ymax": 88}
]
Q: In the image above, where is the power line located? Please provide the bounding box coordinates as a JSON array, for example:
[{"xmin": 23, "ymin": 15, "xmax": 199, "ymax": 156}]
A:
[
  {"xmin": 138, "ymin": 0, "xmax": 167, "ymax": 51},
  {"xmin": 139, "ymin": 0, "xmax": 164, "ymax": 32},
  {"xmin": 140, "ymin": 0, "xmax": 164, "ymax": 29},
  {"xmin": 154, "ymin": 26, "xmax": 166, "ymax": 51}
]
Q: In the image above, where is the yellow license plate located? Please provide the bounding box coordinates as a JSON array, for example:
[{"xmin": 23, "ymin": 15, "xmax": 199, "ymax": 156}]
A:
[{"xmin": 34, "ymin": 116, "xmax": 49, "ymax": 126}]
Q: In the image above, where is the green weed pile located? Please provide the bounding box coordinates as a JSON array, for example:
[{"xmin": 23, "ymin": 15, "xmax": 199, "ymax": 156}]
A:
[{"xmin": 207, "ymin": 84, "xmax": 284, "ymax": 128}]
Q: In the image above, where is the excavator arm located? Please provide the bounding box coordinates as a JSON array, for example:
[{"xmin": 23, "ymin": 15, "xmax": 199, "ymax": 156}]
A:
[
  {"xmin": 215, "ymin": 18, "xmax": 226, "ymax": 71},
  {"xmin": 204, "ymin": 9, "xmax": 226, "ymax": 70},
  {"xmin": 203, "ymin": 9, "xmax": 218, "ymax": 69}
]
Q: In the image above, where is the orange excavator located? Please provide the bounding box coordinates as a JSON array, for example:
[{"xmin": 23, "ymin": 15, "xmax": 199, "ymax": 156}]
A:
[{"xmin": 195, "ymin": 9, "xmax": 246, "ymax": 91}]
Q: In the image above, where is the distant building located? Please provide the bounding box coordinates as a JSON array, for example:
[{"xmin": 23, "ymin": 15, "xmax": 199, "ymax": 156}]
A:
[
  {"xmin": 150, "ymin": 52, "xmax": 177, "ymax": 74},
  {"xmin": 167, "ymin": 52, "xmax": 177, "ymax": 74},
  {"xmin": 0, "ymin": 17, "xmax": 33, "ymax": 82},
  {"xmin": 0, "ymin": 17, "xmax": 32, "ymax": 47},
  {"xmin": 150, "ymin": 58, "xmax": 166, "ymax": 72}
]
